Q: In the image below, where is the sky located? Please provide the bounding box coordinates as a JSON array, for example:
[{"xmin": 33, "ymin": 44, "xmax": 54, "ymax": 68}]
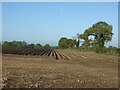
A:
[
  {"xmin": 2, "ymin": 2, "xmax": 118, "ymax": 47},
  {"xmin": 118, "ymin": 2, "xmax": 120, "ymax": 48},
  {"xmin": 0, "ymin": 2, "xmax": 2, "ymax": 42}
]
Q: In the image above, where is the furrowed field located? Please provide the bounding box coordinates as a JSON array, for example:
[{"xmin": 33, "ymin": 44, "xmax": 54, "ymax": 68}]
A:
[
  {"xmin": 2, "ymin": 48, "xmax": 118, "ymax": 88},
  {"xmin": 2, "ymin": 1, "xmax": 119, "ymax": 89}
]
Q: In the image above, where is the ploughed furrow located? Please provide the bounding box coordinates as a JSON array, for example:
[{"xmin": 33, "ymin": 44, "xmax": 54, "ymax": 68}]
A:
[
  {"xmin": 54, "ymin": 51, "xmax": 58, "ymax": 60},
  {"xmin": 48, "ymin": 50, "xmax": 52, "ymax": 56},
  {"xmin": 54, "ymin": 50, "xmax": 71, "ymax": 60},
  {"xmin": 40, "ymin": 50, "xmax": 46, "ymax": 56},
  {"xmin": 56, "ymin": 51, "xmax": 64, "ymax": 59},
  {"xmin": 44, "ymin": 50, "xmax": 49, "ymax": 55},
  {"xmin": 55, "ymin": 51, "xmax": 62, "ymax": 60},
  {"xmin": 2, "ymin": 47, "xmax": 71, "ymax": 60},
  {"xmin": 52, "ymin": 51, "xmax": 55, "ymax": 56},
  {"xmin": 59, "ymin": 52, "xmax": 71, "ymax": 60}
]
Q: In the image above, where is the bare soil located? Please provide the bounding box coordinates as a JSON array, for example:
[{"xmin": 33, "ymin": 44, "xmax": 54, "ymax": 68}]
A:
[{"xmin": 2, "ymin": 49, "xmax": 118, "ymax": 88}]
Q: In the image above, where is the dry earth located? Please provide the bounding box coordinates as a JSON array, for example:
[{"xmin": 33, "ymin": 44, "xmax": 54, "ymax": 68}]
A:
[{"xmin": 2, "ymin": 49, "xmax": 119, "ymax": 88}]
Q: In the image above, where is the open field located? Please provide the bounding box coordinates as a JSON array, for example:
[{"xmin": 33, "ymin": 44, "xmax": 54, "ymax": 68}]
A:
[{"xmin": 2, "ymin": 49, "xmax": 118, "ymax": 88}]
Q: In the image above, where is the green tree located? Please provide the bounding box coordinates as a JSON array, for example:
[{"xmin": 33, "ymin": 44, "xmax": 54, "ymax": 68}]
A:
[
  {"xmin": 2, "ymin": 41, "xmax": 12, "ymax": 47},
  {"xmin": 34, "ymin": 44, "xmax": 42, "ymax": 49},
  {"xmin": 79, "ymin": 21, "xmax": 113, "ymax": 48},
  {"xmin": 91, "ymin": 21, "xmax": 113, "ymax": 47},
  {"xmin": 44, "ymin": 44, "xmax": 51, "ymax": 49},
  {"xmin": 27, "ymin": 43, "xmax": 35, "ymax": 48},
  {"xmin": 21, "ymin": 41, "xmax": 27, "ymax": 48},
  {"xmin": 66, "ymin": 39, "xmax": 74, "ymax": 47},
  {"xmin": 2, "ymin": 41, "xmax": 27, "ymax": 48},
  {"xmin": 58, "ymin": 37, "xmax": 77, "ymax": 48},
  {"xmin": 58, "ymin": 37, "xmax": 68, "ymax": 48}
]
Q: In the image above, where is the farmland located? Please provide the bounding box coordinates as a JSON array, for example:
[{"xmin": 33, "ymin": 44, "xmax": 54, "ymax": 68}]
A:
[
  {"xmin": 2, "ymin": 48, "xmax": 118, "ymax": 88},
  {"xmin": 2, "ymin": 47, "xmax": 70, "ymax": 60},
  {"xmin": 2, "ymin": 2, "xmax": 119, "ymax": 89}
]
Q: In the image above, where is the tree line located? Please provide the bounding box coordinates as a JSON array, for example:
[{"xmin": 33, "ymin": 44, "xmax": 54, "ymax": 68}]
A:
[
  {"xmin": 58, "ymin": 21, "xmax": 113, "ymax": 48},
  {"xmin": 58, "ymin": 21, "xmax": 119, "ymax": 56},
  {"xmin": 2, "ymin": 41, "xmax": 51, "ymax": 49}
]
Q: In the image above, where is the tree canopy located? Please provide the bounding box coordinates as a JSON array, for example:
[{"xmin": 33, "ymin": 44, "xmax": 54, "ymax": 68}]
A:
[
  {"xmin": 44, "ymin": 44, "xmax": 51, "ymax": 49},
  {"xmin": 78, "ymin": 21, "xmax": 113, "ymax": 48},
  {"xmin": 58, "ymin": 37, "xmax": 77, "ymax": 48},
  {"xmin": 2, "ymin": 41, "xmax": 44, "ymax": 49}
]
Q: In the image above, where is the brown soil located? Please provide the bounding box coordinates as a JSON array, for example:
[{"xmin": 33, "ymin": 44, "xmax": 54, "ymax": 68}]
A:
[{"xmin": 2, "ymin": 49, "xmax": 118, "ymax": 88}]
